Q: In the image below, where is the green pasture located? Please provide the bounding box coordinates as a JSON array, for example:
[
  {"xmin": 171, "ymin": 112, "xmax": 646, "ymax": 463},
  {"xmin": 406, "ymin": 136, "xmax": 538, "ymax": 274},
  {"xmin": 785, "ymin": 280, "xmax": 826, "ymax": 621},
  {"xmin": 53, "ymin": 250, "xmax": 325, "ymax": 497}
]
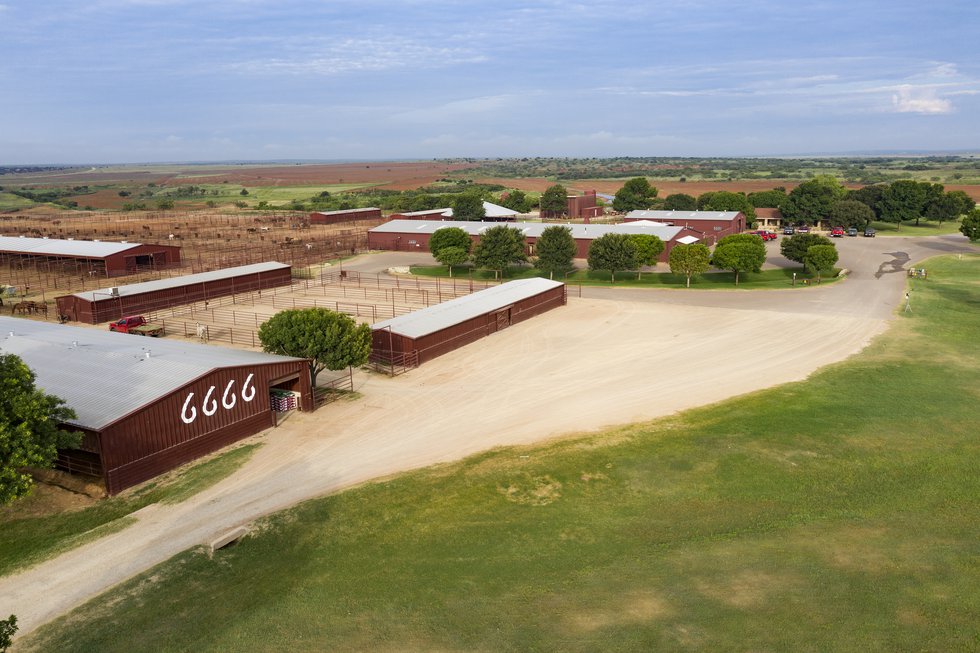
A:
[
  {"xmin": 869, "ymin": 219, "xmax": 965, "ymax": 237},
  {"xmin": 0, "ymin": 443, "xmax": 260, "ymax": 577},
  {"xmin": 0, "ymin": 192, "xmax": 35, "ymax": 211},
  {"xmin": 411, "ymin": 264, "xmax": 841, "ymax": 289},
  {"xmin": 18, "ymin": 254, "xmax": 980, "ymax": 651}
]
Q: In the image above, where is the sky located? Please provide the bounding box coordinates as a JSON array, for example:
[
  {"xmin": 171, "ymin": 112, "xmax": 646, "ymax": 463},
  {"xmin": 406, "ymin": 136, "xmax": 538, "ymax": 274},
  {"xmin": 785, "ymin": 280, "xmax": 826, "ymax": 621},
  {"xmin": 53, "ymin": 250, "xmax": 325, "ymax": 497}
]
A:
[{"xmin": 0, "ymin": 0, "xmax": 978, "ymax": 164}]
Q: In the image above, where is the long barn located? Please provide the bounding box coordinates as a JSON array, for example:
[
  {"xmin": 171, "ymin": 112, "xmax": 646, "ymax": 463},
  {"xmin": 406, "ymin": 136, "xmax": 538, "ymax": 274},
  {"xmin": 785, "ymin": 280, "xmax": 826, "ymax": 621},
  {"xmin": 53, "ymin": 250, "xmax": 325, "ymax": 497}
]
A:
[
  {"xmin": 1, "ymin": 317, "xmax": 313, "ymax": 495},
  {"xmin": 370, "ymin": 278, "xmax": 566, "ymax": 366},
  {"xmin": 0, "ymin": 235, "xmax": 181, "ymax": 277},
  {"xmin": 56, "ymin": 261, "xmax": 293, "ymax": 324}
]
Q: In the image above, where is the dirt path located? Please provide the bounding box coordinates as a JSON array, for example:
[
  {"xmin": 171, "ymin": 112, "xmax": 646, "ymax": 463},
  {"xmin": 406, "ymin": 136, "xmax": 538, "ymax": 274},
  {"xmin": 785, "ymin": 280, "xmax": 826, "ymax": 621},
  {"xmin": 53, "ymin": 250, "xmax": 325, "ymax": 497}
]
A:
[{"xmin": 1, "ymin": 236, "xmax": 973, "ymax": 639}]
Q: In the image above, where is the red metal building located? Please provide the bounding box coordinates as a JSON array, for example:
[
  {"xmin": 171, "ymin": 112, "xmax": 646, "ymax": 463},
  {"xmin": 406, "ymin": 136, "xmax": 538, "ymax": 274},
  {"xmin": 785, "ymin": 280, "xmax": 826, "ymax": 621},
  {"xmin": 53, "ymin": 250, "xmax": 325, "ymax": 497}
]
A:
[
  {"xmin": 56, "ymin": 261, "xmax": 293, "ymax": 324},
  {"xmin": 1, "ymin": 317, "xmax": 313, "ymax": 495},
  {"xmin": 309, "ymin": 207, "xmax": 383, "ymax": 224},
  {"xmin": 0, "ymin": 235, "xmax": 181, "ymax": 277},
  {"xmin": 622, "ymin": 210, "xmax": 745, "ymax": 244}
]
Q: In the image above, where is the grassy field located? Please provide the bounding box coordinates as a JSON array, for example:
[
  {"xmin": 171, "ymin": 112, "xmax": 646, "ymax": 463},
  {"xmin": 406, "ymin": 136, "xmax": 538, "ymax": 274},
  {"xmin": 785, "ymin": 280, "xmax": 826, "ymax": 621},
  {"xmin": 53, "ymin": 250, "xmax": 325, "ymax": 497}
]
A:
[
  {"xmin": 411, "ymin": 264, "xmax": 841, "ymax": 289},
  {"xmin": 0, "ymin": 192, "xmax": 37, "ymax": 211},
  {"xmin": 0, "ymin": 443, "xmax": 260, "ymax": 577},
  {"xmin": 17, "ymin": 254, "xmax": 979, "ymax": 651},
  {"xmin": 869, "ymin": 219, "xmax": 965, "ymax": 237}
]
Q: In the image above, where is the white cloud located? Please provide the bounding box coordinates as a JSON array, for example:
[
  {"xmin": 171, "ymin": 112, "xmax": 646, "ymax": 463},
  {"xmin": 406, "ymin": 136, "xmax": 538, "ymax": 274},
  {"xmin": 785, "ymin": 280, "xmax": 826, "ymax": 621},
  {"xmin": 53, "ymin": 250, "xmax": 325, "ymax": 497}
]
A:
[{"xmin": 891, "ymin": 85, "xmax": 953, "ymax": 114}]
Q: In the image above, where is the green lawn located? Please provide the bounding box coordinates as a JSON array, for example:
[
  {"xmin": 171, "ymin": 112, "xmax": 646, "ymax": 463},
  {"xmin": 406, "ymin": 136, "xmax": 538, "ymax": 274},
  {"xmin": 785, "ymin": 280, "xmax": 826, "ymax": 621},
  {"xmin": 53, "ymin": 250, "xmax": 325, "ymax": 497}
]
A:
[
  {"xmin": 869, "ymin": 219, "xmax": 965, "ymax": 236},
  {"xmin": 412, "ymin": 264, "xmax": 841, "ymax": 289},
  {"xmin": 0, "ymin": 443, "xmax": 260, "ymax": 577},
  {"xmin": 16, "ymin": 254, "xmax": 980, "ymax": 651}
]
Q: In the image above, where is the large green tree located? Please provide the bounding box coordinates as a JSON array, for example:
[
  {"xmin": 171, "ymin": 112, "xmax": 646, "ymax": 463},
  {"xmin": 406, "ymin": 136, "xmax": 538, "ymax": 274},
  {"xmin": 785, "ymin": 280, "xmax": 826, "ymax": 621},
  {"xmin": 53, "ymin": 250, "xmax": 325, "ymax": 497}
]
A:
[
  {"xmin": 925, "ymin": 189, "xmax": 974, "ymax": 226},
  {"xmin": 780, "ymin": 176, "xmax": 847, "ymax": 225},
  {"xmin": 780, "ymin": 233, "xmax": 833, "ymax": 264},
  {"xmin": 1, "ymin": 354, "xmax": 80, "ymax": 504},
  {"xmin": 803, "ymin": 244, "xmax": 839, "ymax": 283},
  {"xmin": 433, "ymin": 246, "xmax": 469, "ymax": 277},
  {"xmin": 0, "ymin": 615, "xmax": 16, "ymax": 653},
  {"xmin": 747, "ymin": 188, "xmax": 787, "ymax": 208},
  {"xmin": 587, "ymin": 233, "xmax": 637, "ymax": 282},
  {"xmin": 500, "ymin": 190, "xmax": 532, "ymax": 214},
  {"xmin": 258, "ymin": 309, "xmax": 372, "ymax": 387},
  {"xmin": 960, "ymin": 208, "xmax": 980, "ymax": 241},
  {"xmin": 847, "ymin": 184, "xmax": 887, "ymax": 220},
  {"xmin": 629, "ymin": 234, "xmax": 665, "ymax": 279},
  {"xmin": 472, "ymin": 225, "xmax": 528, "ymax": 277},
  {"xmin": 668, "ymin": 242, "xmax": 711, "ymax": 287},
  {"xmin": 534, "ymin": 225, "xmax": 576, "ymax": 278},
  {"xmin": 428, "ymin": 226, "xmax": 471, "ymax": 259},
  {"xmin": 877, "ymin": 179, "xmax": 929, "ymax": 230},
  {"xmin": 828, "ymin": 200, "xmax": 875, "ymax": 228},
  {"xmin": 701, "ymin": 190, "xmax": 757, "ymax": 225},
  {"xmin": 711, "ymin": 233, "xmax": 766, "ymax": 285},
  {"xmin": 663, "ymin": 193, "xmax": 697, "ymax": 210},
  {"xmin": 451, "ymin": 193, "xmax": 486, "ymax": 221},
  {"xmin": 612, "ymin": 177, "xmax": 658, "ymax": 213},
  {"xmin": 539, "ymin": 184, "xmax": 568, "ymax": 217}
]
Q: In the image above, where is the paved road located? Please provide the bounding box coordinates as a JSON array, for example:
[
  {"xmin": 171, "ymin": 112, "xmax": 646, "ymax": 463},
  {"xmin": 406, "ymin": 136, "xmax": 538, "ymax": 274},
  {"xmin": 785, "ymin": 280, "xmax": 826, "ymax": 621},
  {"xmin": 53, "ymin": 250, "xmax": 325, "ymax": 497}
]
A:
[{"xmin": 2, "ymin": 234, "xmax": 974, "ymax": 642}]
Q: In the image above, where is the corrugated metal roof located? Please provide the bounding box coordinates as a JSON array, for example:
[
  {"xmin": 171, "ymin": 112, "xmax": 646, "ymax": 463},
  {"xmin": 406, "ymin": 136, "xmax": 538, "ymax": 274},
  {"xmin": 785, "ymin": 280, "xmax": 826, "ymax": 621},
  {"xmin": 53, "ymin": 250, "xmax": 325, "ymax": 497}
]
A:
[
  {"xmin": 443, "ymin": 202, "xmax": 518, "ymax": 219},
  {"xmin": 395, "ymin": 208, "xmax": 451, "ymax": 217},
  {"xmin": 0, "ymin": 235, "xmax": 143, "ymax": 258},
  {"xmin": 70, "ymin": 262, "xmax": 290, "ymax": 301},
  {"xmin": 0, "ymin": 317, "xmax": 306, "ymax": 431},
  {"xmin": 371, "ymin": 278, "xmax": 563, "ymax": 339},
  {"xmin": 312, "ymin": 207, "xmax": 380, "ymax": 216},
  {"xmin": 371, "ymin": 220, "xmax": 684, "ymax": 241},
  {"xmin": 625, "ymin": 210, "xmax": 741, "ymax": 221}
]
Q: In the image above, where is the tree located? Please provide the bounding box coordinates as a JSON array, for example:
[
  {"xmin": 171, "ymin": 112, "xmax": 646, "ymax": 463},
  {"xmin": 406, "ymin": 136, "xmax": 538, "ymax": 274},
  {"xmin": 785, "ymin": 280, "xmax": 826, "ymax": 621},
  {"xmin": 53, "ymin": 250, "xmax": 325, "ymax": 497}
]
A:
[
  {"xmin": 878, "ymin": 179, "xmax": 929, "ymax": 230},
  {"xmin": 239, "ymin": 188, "xmax": 249, "ymax": 196},
  {"xmin": 472, "ymin": 225, "xmax": 527, "ymax": 277},
  {"xmin": 1, "ymin": 354, "xmax": 80, "ymax": 505},
  {"xmin": 780, "ymin": 176, "xmax": 846, "ymax": 225},
  {"xmin": 612, "ymin": 177, "xmax": 658, "ymax": 213},
  {"xmin": 696, "ymin": 191, "xmax": 716, "ymax": 210},
  {"xmin": 668, "ymin": 242, "xmax": 711, "ymax": 287},
  {"xmin": 451, "ymin": 193, "xmax": 485, "ymax": 221},
  {"xmin": 534, "ymin": 225, "xmax": 576, "ymax": 278},
  {"xmin": 428, "ymin": 226, "xmax": 471, "ymax": 259},
  {"xmin": 960, "ymin": 208, "xmax": 980, "ymax": 241},
  {"xmin": 258, "ymin": 308, "xmax": 371, "ymax": 388},
  {"xmin": 925, "ymin": 189, "xmax": 975, "ymax": 226},
  {"xmin": 701, "ymin": 190, "xmax": 757, "ymax": 225},
  {"xmin": 155, "ymin": 198, "xmax": 175, "ymax": 210},
  {"xmin": 500, "ymin": 190, "xmax": 531, "ymax": 214},
  {"xmin": 629, "ymin": 234, "xmax": 665, "ymax": 279},
  {"xmin": 0, "ymin": 615, "xmax": 16, "ymax": 652},
  {"xmin": 828, "ymin": 200, "xmax": 875, "ymax": 228},
  {"xmin": 663, "ymin": 193, "xmax": 697, "ymax": 210},
  {"xmin": 711, "ymin": 234, "xmax": 766, "ymax": 285},
  {"xmin": 803, "ymin": 244, "xmax": 839, "ymax": 283},
  {"xmin": 539, "ymin": 184, "xmax": 568, "ymax": 217},
  {"xmin": 847, "ymin": 184, "xmax": 887, "ymax": 220},
  {"xmin": 587, "ymin": 233, "xmax": 637, "ymax": 282},
  {"xmin": 780, "ymin": 233, "xmax": 833, "ymax": 264},
  {"xmin": 433, "ymin": 246, "xmax": 469, "ymax": 277},
  {"xmin": 747, "ymin": 188, "xmax": 787, "ymax": 208}
]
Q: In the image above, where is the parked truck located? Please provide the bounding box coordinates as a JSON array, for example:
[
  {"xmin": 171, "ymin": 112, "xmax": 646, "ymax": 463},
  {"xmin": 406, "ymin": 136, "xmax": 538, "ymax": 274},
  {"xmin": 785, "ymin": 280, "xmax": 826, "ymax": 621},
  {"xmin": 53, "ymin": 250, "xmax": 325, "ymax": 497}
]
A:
[{"xmin": 108, "ymin": 315, "xmax": 165, "ymax": 337}]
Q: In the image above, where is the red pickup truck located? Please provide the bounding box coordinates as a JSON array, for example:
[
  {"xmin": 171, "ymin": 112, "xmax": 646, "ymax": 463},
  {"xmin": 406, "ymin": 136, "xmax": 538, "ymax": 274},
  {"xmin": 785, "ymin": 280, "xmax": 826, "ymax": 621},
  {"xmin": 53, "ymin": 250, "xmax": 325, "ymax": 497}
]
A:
[{"xmin": 109, "ymin": 315, "xmax": 165, "ymax": 337}]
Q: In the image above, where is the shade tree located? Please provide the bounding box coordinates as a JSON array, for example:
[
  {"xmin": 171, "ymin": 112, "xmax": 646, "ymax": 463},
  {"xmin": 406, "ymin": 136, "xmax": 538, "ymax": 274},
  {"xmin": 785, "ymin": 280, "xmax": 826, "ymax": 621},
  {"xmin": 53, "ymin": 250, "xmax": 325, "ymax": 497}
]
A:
[
  {"xmin": 472, "ymin": 225, "xmax": 528, "ymax": 277},
  {"xmin": 711, "ymin": 233, "xmax": 766, "ymax": 285},
  {"xmin": 534, "ymin": 225, "xmax": 576, "ymax": 278},
  {"xmin": 612, "ymin": 177, "xmax": 658, "ymax": 212},
  {"xmin": 587, "ymin": 233, "xmax": 637, "ymax": 282},
  {"xmin": 668, "ymin": 242, "xmax": 711, "ymax": 287}
]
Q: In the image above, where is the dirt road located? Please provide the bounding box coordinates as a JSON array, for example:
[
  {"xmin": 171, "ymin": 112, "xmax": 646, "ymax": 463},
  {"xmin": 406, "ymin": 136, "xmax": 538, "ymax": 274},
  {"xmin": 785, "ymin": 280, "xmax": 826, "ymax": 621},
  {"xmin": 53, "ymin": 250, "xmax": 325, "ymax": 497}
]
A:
[{"xmin": 1, "ymin": 235, "xmax": 973, "ymax": 638}]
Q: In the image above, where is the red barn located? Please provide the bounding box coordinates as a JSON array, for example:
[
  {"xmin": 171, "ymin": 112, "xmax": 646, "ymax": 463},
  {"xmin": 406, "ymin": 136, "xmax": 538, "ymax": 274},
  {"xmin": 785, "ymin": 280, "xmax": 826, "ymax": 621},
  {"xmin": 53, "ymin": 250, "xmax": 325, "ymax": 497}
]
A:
[{"xmin": 0, "ymin": 235, "xmax": 181, "ymax": 277}]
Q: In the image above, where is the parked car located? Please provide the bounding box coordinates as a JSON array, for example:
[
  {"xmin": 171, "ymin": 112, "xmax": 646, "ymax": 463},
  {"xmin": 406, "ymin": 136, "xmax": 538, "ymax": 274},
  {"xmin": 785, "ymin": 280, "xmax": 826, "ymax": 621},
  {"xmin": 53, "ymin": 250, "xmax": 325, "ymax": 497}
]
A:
[
  {"xmin": 864, "ymin": 227, "xmax": 876, "ymax": 238},
  {"xmin": 751, "ymin": 230, "xmax": 777, "ymax": 241},
  {"xmin": 783, "ymin": 226, "xmax": 795, "ymax": 235},
  {"xmin": 796, "ymin": 225, "xmax": 811, "ymax": 233},
  {"xmin": 830, "ymin": 226, "xmax": 845, "ymax": 237},
  {"xmin": 109, "ymin": 315, "xmax": 165, "ymax": 337},
  {"xmin": 847, "ymin": 227, "xmax": 858, "ymax": 237}
]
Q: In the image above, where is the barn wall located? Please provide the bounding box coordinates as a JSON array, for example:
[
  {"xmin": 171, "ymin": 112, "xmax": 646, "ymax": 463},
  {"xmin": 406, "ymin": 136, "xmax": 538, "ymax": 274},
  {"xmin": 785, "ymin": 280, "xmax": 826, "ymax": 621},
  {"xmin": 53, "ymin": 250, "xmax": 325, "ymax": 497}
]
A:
[
  {"xmin": 310, "ymin": 208, "xmax": 382, "ymax": 224},
  {"xmin": 98, "ymin": 360, "xmax": 311, "ymax": 494}
]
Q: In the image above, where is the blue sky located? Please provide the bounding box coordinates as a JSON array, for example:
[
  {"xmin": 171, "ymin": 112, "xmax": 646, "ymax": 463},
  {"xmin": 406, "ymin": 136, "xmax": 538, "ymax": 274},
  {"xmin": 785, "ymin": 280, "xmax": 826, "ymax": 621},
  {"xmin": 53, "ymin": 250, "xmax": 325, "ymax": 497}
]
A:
[{"xmin": 1, "ymin": 0, "xmax": 978, "ymax": 164}]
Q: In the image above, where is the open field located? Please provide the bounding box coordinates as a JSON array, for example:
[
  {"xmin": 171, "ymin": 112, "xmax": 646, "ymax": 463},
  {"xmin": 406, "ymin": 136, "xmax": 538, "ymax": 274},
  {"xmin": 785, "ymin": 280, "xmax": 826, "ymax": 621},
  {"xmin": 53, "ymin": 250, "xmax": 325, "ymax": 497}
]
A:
[{"xmin": 15, "ymin": 253, "xmax": 980, "ymax": 652}]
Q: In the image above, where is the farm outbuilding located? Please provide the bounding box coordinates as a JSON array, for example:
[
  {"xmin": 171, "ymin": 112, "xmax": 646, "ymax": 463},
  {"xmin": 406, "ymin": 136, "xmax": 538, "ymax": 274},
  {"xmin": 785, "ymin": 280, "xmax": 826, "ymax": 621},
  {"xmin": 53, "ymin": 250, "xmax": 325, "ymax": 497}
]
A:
[
  {"xmin": 55, "ymin": 261, "xmax": 293, "ymax": 324},
  {"xmin": 0, "ymin": 235, "xmax": 181, "ymax": 277},
  {"xmin": 309, "ymin": 207, "xmax": 383, "ymax": 224},
  {"xmin": 370, "ymin": 278, "xmax": 566, "ymax": 366},
  {"xmin": 389, "ymin": 202, "xmax": 518, "ymax": 222},
  {"xmin": 622, "ymin": 211, "xmax": 745, "ymax": 244},
  {"xmin": 0, "ymin": 316, "xmax": 313, "ymax": 495},
  {"xmin": 367, "ymin": 220, "xmax": 693, "ymax": 261}
]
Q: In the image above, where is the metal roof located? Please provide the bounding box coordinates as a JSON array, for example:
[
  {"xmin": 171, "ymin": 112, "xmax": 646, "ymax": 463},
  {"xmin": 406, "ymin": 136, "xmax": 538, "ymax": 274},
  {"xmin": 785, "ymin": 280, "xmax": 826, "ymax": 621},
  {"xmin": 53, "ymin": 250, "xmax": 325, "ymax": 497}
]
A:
[
  {"xmin": 371, "ymin": 220, "xmax": 684, "ymax": 241},
  {"xmin": 372, "ymin": 278, "xmax": 563, "ymax": 339},
  {"xmin": 676, "ymin": 235, "xmax": 701, "ymax": 245},
  {"xmin": 0, "ymin": 235, "xmax": 143, "ymax": 258},
  {"xmin": 70, "ymin": 262, "xmax": 290, "ymax": 302},
  {"xmin": 0, "ymin": 316, "xmax": 306, "ymax": 431},
  {"xmin": 312, "ymin": 207, "xmax": 380, "ymax": 216},
  {"xmin": 625, "ymin": 210, "xmax": 742, "ymax": 222},
  {"xmin": 443, "ymin": 201, "xmax": 518, "ymax": 219}
]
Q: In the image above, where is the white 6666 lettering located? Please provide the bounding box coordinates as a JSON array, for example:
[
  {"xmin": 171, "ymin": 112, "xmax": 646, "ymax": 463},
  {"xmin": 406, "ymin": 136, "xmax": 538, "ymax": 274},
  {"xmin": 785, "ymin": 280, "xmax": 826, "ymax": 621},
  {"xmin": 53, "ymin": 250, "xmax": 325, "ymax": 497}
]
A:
[{"xmin": 180, "ymin": 373, "xmax": 256, "ymax": 424}]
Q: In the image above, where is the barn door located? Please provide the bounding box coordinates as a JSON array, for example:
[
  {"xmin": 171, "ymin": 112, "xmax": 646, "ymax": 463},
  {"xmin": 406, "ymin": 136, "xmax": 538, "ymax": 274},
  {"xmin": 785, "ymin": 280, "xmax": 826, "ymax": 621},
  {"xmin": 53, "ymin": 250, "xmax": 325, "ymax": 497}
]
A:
[{"xmin": 491, "ymin": 307, "xmax": 512, "ymax": 333}]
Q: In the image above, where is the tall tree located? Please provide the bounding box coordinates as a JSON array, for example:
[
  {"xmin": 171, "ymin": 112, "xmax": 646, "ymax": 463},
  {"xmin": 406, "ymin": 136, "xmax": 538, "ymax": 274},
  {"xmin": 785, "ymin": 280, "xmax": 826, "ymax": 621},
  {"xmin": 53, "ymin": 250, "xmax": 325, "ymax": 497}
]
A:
[
  {"xmin": 711, "ymin": 234, "xmax": 766, "ymax": 285},
  {"xmin": 924, "ymin": 189, "xmax": 975, "ymax": 226},
  {"xmin": 803, "ymin": 244, "xmax": 839, "ymax": 283},
  {"xmin": 428, "ymin": 226, "xmax": 471, "ymax": 258},
  {"xmin": 539, "ymin": 184, "xmax": 568, "ymax": 217},
  {"xmin": 696, "ymin": 191, "xmax": 716, "ymax": 210},
  {"xmin": 668, "ymin": 242, "xmax": 711, "ymax": 287},
  {"xmin": 587, "ymin": 233, "xmax": 637, "ymax": 282},
  {"xmin": 828, "ymin": 200, "xmax": 875, "ymax": 228},
  {"xmin": 629, "ymin": 234, "xmax": 665, "ymax": 279},
  {"xmin": 612, "ymin": 177, "xmax": 658, "ymax": 213},
  {"xmin": 472, "ymin": 225, "xmax": 528, "ymax": 277},
  {"xmin": 701, "ymin": 190, "xmax": 757, "ymax": 225},
  {"xmin": 451, "ymin": 193, "xmax": 486, "ymax": 221},
  {"xmin": 500, "ymin": 190, "xmax": 531, "ymax": 214},
  {"xmin": 960, "ymin": 208, "xmax": 980, "ymax": 242},
  {"xmin": 663, "ymin": 193, "xmax": 697, "ymax": 210},
  {"xmin": 847, "ymin": 184, "xmax": 888, "ymax": 220},
  {"xmin": 258, "ymin": 308, "xmax": 372, "ymax": 387},
  {"xmin": 1, "ymin": 354, "xmax": 81, "ymax": 504},
  {"xmin": 747, "ymin": 188, "xmax": 787, "ymax": 208},
  {"xmin": 877, "ymin": 179, "xmax": 929, "ymax": 230},
  {"xmin": 780, "ymin": 233, "xmax": 833, "ymax": 264},
  {"xmin": 780, "ymin": 176, "xmax": 846, "ymax": 225},
  {"xmin": 433, "ymin": 246, "xmax": 469, "ymax": 277},
  {"xmin": 534, "ymin": 225, "xmax": 576, "ymax": 278}
]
